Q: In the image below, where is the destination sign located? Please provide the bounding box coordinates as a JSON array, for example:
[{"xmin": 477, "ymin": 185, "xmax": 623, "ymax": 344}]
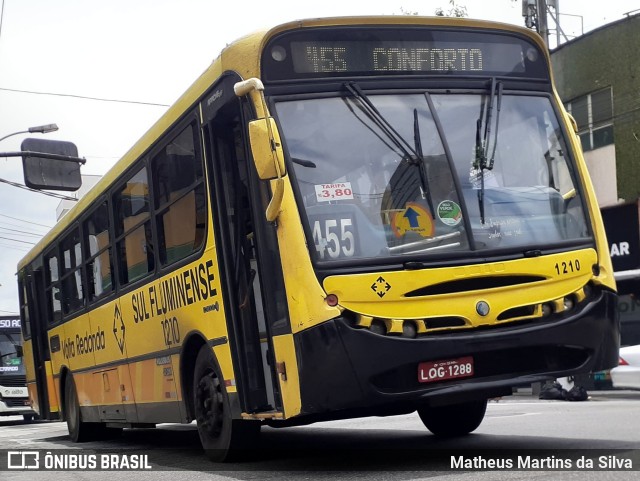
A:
[
  {"xmin": 0, "ymin": 318, "xmax": 20, "ymax": 329},
  {"xmin": 263, "ymin": 27, "xmax": 547, "ymax": 81},
  {"xmin": 292, "ymin": 43, "xmax": 500, "ymax": 74}
]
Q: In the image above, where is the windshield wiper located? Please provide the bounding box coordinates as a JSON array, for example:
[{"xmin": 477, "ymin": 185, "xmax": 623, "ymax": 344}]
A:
[
  {"xmin": 412, "ymin": 109, "xmax": 435, "ymax": 216},
  {"xmin": 344, "ymin": 81, "xmax": 435, "ymax": 216},
  {"xmin": 474, "ymin": 78, "xmax": 503, "ymax": 224},
  {"xmin": 291, "ymin": 157, "xmax": 317, "ymax": 168}
]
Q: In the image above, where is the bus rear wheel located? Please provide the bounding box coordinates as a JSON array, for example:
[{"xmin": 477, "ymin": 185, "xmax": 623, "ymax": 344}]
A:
[
  {"xmin": 64, "ymin": 374, "xmax": 102, "ymax": 442},
  {"xmin": 417, "ymin": 399, "xmax": 487, "ymax": 437},
  {"xmin": 193, "ymin": 346, "xmax": 259, "ymax": 462}
]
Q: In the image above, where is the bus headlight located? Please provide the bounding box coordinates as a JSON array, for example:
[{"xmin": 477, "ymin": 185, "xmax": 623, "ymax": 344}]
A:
[
  {"xmin": 370, "ymin": 319, "xmax": 386, "ymax": 335},
  {"xmin": 563, "ymin": 296, "xmax": 575, "ymax": 311}
]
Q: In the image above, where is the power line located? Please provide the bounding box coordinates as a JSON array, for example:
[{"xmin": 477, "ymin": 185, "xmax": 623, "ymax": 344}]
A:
[
  {"xmin": 0, "ymin": 235, "xmax": 36, "ymax": 245},
  {"xmin": 0, "ymin": 213, "xmax": 52, "ymax": 229},
  {"xmin": 0, "ymin": 225, "xmax": 46, "ymax": 237},
  {"xmin": 0, "ymin": 177, "xmax": 78, "ymax": 200},
  {"xmin": 0, "ymin": 242, "xmax": 30, "ymax": 252},
  {"xmin": 0, "ymin": 86, "xmax": 170, "ymax": 107},
  {"xmin": 0, "ymin": 221, "xmax": 48, "ymax": 233}
]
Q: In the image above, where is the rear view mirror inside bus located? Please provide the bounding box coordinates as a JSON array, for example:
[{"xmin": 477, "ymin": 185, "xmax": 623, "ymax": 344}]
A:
[
  {"xmin": 21, "ymin": 138, "xmax": 83, "ymax": 191},
  {"xmin": 248, "ymin": 117, "xmax": 286, "ymax": 180}
]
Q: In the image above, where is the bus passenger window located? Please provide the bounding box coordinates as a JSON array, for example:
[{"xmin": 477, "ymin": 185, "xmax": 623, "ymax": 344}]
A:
[
  {"xmin": 19, "ymin": 280, "xmax": 31, "ymax": 339},
  {"xmin": 151, "ymin": 124, "xmax": 206, "ymax": 266},
  {"xmin": 84, "ymin": 201, "xmax": 114, "ymax": 300},
  {"xmin": 44, "ymin": 252, "xmax": 62, "ymax": 324},
  {"xmin": 114, "ymin": 166, "xmax": 153, "ymax": 285},
  {"xmin": 60, "ymin": 228, "xmax": 84, "ymax": 315}
]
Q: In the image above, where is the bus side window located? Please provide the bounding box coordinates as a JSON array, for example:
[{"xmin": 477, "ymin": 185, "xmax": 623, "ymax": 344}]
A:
[
  {"xmin": 60, "ymin": 228, "xmax": 84, "ymax": 315},
  {"xmin": 44, "ymin": 251, "xmax": 62, "ymax": 324},
  {"xmin": 18, "ymin": 275, "xmax": 31, "ymax": 339},
  {"xmin": 151, "ymin": 123, "xmax": 206, "ymax": 267},
  {"xmin": 113, "ymin": 166, "xmax": 153, "ymax": 285},
  {"xmin": 83, "ymin": 201, "xmax": 114, "ymax": 301}
]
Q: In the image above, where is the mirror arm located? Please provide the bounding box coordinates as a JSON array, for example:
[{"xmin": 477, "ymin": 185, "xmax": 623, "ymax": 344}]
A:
[
  {"xmin": 0, "ymin": 151, "xmax": 87, "ymax": 164},
  {"xmin": 235, "ymin": 77, "xmax": 285, "ymax": 221},
  {"xmin": 235, "ymin": 79, "xmax": 282, "ymax": 178}
]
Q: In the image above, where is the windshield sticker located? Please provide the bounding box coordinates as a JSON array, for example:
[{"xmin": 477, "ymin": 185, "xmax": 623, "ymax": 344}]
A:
[
  {"xmin": 391, "ymin": 202, "xmax": 434, "ymax": 238},
  {"xmin": 437, "ymin": 200, "xmax": 462, "ymax": 226},
  {"xmin": 469, "ymin": 167, "xmax": 499, "ymax": 189},
  {"xmin": 478, "ymin": 217, "xmax": 523, "ymax": 240},
  {"xmin": 315, "ymin": 182, "xmax": 354, "ymax": 202}
]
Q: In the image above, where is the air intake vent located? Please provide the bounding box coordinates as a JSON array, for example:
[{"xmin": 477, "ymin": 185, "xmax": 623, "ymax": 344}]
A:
[
  {"xmin": 0, "ymin": 375, "xmax": 26, "ymax": 387},
  {"xmin": 404, "ymin": 275, "xmax": 545, "ymax": 297},
  {"xmin": 424, "ymin": 317, "xmax": 467, "ymax": 329},
  {"xmin": 497, "ymin": 305, "xmax": 537, "ymax": 321}
]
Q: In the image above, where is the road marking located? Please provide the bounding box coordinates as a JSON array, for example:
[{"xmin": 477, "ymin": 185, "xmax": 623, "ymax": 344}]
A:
[{"xmin": 486, "ymin": 412, "xmax": 540, "ymax": 419}]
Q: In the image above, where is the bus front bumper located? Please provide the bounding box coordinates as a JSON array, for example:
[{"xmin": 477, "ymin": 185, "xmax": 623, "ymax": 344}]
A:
[{"xmin": 293, "ymin": 288, "xmax": 618, "ymax": 415}]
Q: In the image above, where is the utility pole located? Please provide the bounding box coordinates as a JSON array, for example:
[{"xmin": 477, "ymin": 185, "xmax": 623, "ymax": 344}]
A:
[
  {"xmin": 536, "ymin": 0, "xmax": 549, "ymax": 46},
  {"xmin": 522, "ymin": 0, "xmax": 564, "ymax": 47}
]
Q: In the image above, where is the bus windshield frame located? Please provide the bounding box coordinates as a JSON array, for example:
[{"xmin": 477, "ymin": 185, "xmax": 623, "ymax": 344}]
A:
[{"xmin": 273, "ymin": 87, "xmax": 592, "ymax": 268}]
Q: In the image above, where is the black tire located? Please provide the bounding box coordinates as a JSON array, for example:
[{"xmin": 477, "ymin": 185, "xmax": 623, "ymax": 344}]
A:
[
  {"xmin": 418, "ymin": 399, "xmax": 487, "ymax": 437},
  {"xmin": 193, "ymin": 346, "xmax": 260, "ymax": 462},
  {"xmin": 64, "ymin": 374, "xmax": 100, "ymax": 442}
]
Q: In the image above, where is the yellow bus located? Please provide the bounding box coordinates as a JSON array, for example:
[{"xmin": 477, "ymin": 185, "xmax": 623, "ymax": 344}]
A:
[{"xmin": 18, "ymin": 16, "xmax": 619, "ymax": 460}]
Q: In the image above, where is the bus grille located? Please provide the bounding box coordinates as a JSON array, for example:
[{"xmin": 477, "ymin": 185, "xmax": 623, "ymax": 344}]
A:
[
  {"xmin": 347, "ymin": 283, "xmax": 596, "ymax": 337},
  {"xmin": 0, "ymin": 375, "xmax": 27, "ymax": 387},
  {"xmin": 3, "ymin": 398, "xmax": 30, "ymax": 407}
]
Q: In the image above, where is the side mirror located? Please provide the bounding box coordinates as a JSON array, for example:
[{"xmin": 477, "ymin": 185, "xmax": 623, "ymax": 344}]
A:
[
  {"xmin": 248, "ymin": 117, "xmax": 286, "ymax": 180},
  {"xmin": 21, "ymin": 138, "xmax": 83, "ymax": 191}
]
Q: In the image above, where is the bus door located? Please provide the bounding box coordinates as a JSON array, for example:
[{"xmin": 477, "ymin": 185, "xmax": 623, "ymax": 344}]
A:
[
  {"xmin": 22, "ymin": 265, "xmax": 55, "ymax": 419},
  {"xmin": 201, "ymin": 75, "xmax": 280, "ymax": 413}
]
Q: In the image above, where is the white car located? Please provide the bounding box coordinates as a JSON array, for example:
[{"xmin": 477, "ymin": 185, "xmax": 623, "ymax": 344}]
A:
[{"xmin": 610, "ymin": 344, "xmax": 640, "ymax": 390}]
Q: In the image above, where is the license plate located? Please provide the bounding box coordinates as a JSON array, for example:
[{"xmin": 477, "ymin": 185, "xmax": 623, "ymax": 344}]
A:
[{"xmin": 418, "ymin": 356, "xmax": 474, "ymax": 383}]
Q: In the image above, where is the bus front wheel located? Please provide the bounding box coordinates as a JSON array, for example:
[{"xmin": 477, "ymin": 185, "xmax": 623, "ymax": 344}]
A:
[
  {"xmin": 417, "ymin": 399, "xmax": 487, "ymax": 437},
  {"xmin": 193, "ymin": 346, "xmax": 259, "ymax": 461}
]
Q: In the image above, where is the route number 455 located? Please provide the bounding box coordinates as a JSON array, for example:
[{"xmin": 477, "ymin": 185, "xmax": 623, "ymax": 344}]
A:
[{"xmin": 312, "ymin": 218, "xmax": 355, "ymax": 259}]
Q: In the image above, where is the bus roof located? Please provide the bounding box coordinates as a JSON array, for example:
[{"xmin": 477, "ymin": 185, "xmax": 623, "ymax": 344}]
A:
[{"xmin": 17, "ymin": 16, "xmax": 546, "ymax": 270}]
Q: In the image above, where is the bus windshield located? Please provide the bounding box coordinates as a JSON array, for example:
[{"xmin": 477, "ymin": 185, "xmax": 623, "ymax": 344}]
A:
[
  {"xmin": 0, "ymin": 332, "xmax": 22, "ymax": 369},
  {"xmin": 275, "ymin": 91, "xmax": 590, "ymax": 263}
]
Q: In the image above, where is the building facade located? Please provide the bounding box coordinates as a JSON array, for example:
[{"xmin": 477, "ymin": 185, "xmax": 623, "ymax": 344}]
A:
[{"xmin": 551, "ymin": 12, "xmax": 640, "ymax": 206}]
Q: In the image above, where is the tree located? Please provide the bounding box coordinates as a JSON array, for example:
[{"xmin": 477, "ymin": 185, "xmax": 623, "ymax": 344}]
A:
[
  {"xmin": 435, "ymin": 0, "xmax": 468, "ymax": 17},
  {"xmin": 397, "ymin": 7, "xmax": 419, "ymax": 15}
]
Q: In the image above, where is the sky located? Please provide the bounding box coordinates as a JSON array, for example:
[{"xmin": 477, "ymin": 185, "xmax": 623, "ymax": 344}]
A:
[{"xmin": 0, "ymin": 0, "xmax": 638, "ymax": 314}]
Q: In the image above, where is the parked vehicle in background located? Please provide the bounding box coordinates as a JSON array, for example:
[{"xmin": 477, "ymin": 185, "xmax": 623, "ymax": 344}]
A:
[
  {"xmin": 610, "ymin": 344, "xmax": 640, "ymax": 390},
  {"xmin": 0, "ymin": 316, "xmax": 37, "ymax": 421}
]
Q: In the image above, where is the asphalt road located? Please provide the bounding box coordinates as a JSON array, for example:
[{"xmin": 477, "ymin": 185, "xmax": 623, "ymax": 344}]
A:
[{"xmin": 1, "ymin": 389, "xmax": 640, "ymax": 480}]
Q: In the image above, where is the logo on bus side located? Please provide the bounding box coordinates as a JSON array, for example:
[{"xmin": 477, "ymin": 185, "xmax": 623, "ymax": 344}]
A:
[
  {"xmin": 371, "ymin": 276, "xmax": 392, "ymax": 298},
  {"xmin": 113, "ymin": 304, "xmax": 126, "ymax": 354},
  {"xmin": 130, "ymin": 260, "xmax": 218, "ymax": 323},
  {"xmin": 62, "ymin": 328, "xmax": 106, "ymax": 359}
]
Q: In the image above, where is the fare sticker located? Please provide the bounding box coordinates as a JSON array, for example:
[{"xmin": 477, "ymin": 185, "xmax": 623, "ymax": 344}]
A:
[{"xmin": 315, "ymin": 182, "xmax": 354, "ymax": 202}]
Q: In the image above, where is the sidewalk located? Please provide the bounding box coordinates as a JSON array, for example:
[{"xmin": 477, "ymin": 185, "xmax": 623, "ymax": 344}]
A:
[{"xmin": 506, "ymin": 386, "xmax": 640, "ymax": 402}]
